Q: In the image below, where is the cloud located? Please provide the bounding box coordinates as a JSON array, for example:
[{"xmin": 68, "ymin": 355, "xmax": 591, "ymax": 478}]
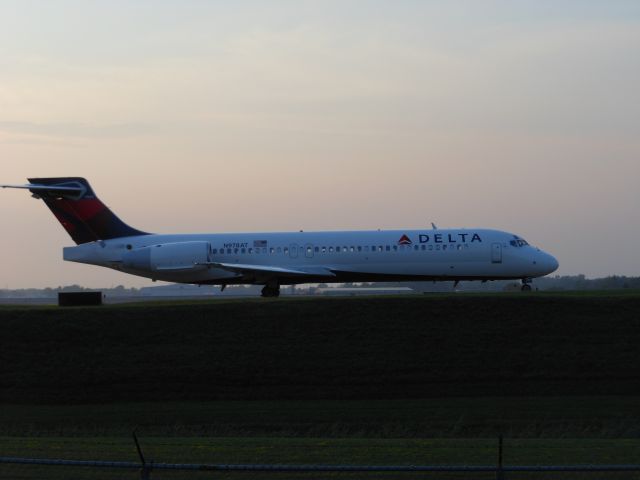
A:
[{"xmin": 0, "ymin": 121, "xmax": 157, "ymax": 140}]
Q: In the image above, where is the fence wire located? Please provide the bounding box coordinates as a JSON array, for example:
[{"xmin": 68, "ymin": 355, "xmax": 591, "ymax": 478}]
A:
[{"xmin": 3, "ymin": 456, "xmax": 640, "ymax": 480}]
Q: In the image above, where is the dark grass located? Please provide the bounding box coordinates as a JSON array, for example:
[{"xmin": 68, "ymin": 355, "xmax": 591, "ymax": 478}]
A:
[
  {"xmin": 3, "ymin": 437, "xmax": 640, "ymax": 480},
  {"xmin": 2, "ymin": 289, "xmax": 640, "ymax": 480},
  {"xmin": 1, "ymin": 293, "xmax": 640, "ymax": 404},
  {"xmin": 1, "ymin": 396, "xmax": 640, "ymax": 438}
]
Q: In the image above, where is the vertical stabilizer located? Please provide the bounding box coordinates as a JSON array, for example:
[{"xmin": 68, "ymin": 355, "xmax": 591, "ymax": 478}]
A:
[{"xmin": 26, "ymin": 177, "xmax": 149, "ymax": 244}]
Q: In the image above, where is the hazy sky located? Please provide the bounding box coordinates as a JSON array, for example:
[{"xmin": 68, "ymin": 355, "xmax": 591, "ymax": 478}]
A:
[{"xmin": 1, "ymin": 1, "xmax": 639, "ymax": 288}]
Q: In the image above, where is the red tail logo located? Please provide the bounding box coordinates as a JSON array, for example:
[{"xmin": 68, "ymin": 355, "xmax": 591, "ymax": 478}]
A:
[{"xmin": 398, "ymin": 234, "xmax": 412, "ymax": 245}]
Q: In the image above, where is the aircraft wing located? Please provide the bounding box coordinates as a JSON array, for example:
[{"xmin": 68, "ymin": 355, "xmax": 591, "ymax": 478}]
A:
[{"xmin": 199, "ymin": 262, "xmax": 335, "ymax": 278}]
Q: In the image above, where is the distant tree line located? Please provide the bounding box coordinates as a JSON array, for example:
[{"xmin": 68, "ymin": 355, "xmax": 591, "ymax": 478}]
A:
[
  {"xmin": 0, "ymin": 284, "xmax": 139, "ymax": 298},
  {"xmin": 357, "ymin": 275, "xmax": 640, "ymax": 292},
  {"xmin": 1, "ymin": 275, "xmax": 639, "ymax": 298}
]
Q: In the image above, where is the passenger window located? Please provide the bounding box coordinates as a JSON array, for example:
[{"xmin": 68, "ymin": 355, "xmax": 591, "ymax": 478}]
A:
[
  {"xmin": 227, "ymin": 248, "xmax": 232, "ymax": 254},
  {"xmin": 428, "ymin": 245, "xmax": 433, "ymax": 251},
  {"xmin": 315, "ymin": 247, "xmax": 319, "ymax": 253},
  {"xmin": 457, "ymin": 244, "xmax": 463, "ymax": 250},
  {"xmin": 284, "ymin": 247, "xmax": 289, "ymax": 254},
  {"xmin": 241, "ymin": 248, "xmax": 246, "ymax": 254},
  {"xmin": 414, "ymin": 245, "xmax": 419, "ymax": 251},
  {"xmin": 350, "ymin": 246, "xmax": 355, "ymax": 252},
  {"xmin": 421, "ymin": 245, "xmax": 426, "ymax": 251},
  {"xmin": 329, "ymin": 247, "xmax": 334, "ymax": 253},
  {"xmin": 357, "ymin": 246, "xmax": 362, "ymax": 252},
  {"xmin": 277, "ymin": 247, "xmax": 282, "ymax": 254},
  {"xmin": 248, "ymin": 248, "xmax": 253, "ymax": 254},
  {"xmin": 393, "ymin": 245, "xmax": 398, "ymax": 251},
  {"xmin": 336, "ymin": 246, "xmax": 341, "ymax": 253},
  {"xmin": 364, "ymin": 246, "xmax": 370, "ymax": 252},
  {"xmin": 322, "ymin": 246, "xmax": 327, "ymax": 253},
  {"xmin": 270, "ymin": 247, "xmax": 275, "ymax": 254},
  {"xmin": 378, "ymin": 246, "xmax": 383, "ymax": 252},
  {"xmin": 386, "ymin": 245, "xmax": 391, "ymax": 251},
  {"xmin": 212, "ymin": 248, "xmax": 218, "ymax": 254}
]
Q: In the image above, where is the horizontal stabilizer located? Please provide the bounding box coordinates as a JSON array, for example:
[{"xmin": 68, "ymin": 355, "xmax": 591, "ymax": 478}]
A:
[{"xmin": 1, "ymin": 183, "xmax": 86, "ymax": 198}]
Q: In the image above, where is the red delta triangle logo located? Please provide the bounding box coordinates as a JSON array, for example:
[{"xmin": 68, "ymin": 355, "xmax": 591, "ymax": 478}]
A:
[{"xmin": 398, "ymin": 234, "xmax": 412, "ymax": 245}]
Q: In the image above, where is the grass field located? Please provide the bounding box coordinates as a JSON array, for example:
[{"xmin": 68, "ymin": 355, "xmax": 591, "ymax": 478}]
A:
[
  {"xmin": 2, "ymin": 436, "xmax": 640, "ymax": 479},
  {"xmin": 1, "ymin": 292, "xmax": 640, "ymax": 478},
  {"xmin": 1, "ymin": 396, "xmax": 639, "ymax": 438},
  {"xmin": 1, "ymin": 292, "xmax": 640, "ymax": 403}
]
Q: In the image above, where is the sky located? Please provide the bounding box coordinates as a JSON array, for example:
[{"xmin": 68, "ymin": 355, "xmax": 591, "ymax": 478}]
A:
[{"xmin": 1, "ymin": 1, "xmax": 639, "ymax": 288}]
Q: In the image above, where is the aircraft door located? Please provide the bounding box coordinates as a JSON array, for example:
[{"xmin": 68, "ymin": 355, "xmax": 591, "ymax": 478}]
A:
[
  {"xmin": 305, "ymin": 243, "xmax": 314, "ymax": 258},
  {"xmin": 491, "ymin": 243, "xmax": 502, "ymax": 263},
  {"xmin": 289, "ymin": 244, "xmax": 298, "ymax": 259}
]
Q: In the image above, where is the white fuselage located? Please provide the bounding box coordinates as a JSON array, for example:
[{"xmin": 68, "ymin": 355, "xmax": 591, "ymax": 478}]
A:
[{"xmin": 63, "ymin": 228, "xmax": 558, "ymax": 286}]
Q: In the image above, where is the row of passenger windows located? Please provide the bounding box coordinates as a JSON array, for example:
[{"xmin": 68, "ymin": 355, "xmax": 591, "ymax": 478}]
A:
[{"xmin": 211, "ymin": 244, "xmax": 471, "ymax": 255}]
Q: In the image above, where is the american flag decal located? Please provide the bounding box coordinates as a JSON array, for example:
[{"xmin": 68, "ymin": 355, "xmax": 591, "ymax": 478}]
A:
[{"xmin": 253, "ymin": 240, "xmax": 268, "ymax": 247}]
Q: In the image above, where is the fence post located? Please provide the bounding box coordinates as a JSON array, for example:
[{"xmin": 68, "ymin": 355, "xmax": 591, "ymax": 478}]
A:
[
  {"xmin": 140, "ymin": 463, "xmax": 152, "ymax": 480},
  {"xmin": 496, "ymin": 435, "xmax": 504, "ymax": 480},
  {"xmin": 133, "ymin": 430, "xmax": 152, "ymax": 479}
]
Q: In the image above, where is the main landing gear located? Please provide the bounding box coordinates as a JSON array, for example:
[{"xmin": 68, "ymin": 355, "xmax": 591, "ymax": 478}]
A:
[
  {"xmin": 521, "ymin": 278, "xmax": 532, "ymax": 292},
  {"xmin": 261, "ymin": 280, "xmax": 280, "ymax": 298}
]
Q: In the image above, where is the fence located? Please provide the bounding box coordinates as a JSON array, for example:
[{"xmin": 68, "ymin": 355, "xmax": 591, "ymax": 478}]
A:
[
  {"xmin": 2, "ymin": 435, "xmax": 640, "ymax": 479},
  {"xmin": 4, "ymin": 455, "xmax": 640, "ymax": 479}
]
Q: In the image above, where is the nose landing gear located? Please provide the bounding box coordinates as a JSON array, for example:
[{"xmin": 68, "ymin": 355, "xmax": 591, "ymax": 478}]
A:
[
  {"xmin": 521, "ymin": 278, "xmax": 532, "ymax": 292},
  {"xmin": 261, "ymin": 280, "xmax": 281, "ymax": 298}
]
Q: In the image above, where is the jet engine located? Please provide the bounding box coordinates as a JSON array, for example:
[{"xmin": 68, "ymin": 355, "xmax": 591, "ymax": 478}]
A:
[{"xmin": 122, "ymin": 241, "xmax": 210, "ymax": 271}]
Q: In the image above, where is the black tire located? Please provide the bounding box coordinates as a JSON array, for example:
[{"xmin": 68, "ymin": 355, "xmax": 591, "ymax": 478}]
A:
[
  {"xmin": 521, "ymin": 284, "xmax": 532, "ymax": 292},
  {"xmin": 261, "ymin": 286, "xmax": 280, "ymax": 298}
]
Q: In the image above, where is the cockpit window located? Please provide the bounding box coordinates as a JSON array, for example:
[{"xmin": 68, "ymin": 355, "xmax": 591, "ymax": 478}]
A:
[{"xmin": 510, "ymin": 236, "xmax": 529, "ymax": 247}]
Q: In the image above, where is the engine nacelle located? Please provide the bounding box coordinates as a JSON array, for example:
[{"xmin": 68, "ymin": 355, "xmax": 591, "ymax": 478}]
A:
[{"xmin": 122, "ymin": 241, "xmax": 210, "ymax": 271}]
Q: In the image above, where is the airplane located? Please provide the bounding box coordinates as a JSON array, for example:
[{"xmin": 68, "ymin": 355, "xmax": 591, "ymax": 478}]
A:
[{"xmin": 2, "ymin": 177, "xmax": 558, "ymax": 297}]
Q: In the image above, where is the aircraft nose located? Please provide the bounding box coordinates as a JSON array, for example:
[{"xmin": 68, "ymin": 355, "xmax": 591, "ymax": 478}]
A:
[{"xmin": 540, "ymin": 252, "xmax": 559, "ymax": 274}]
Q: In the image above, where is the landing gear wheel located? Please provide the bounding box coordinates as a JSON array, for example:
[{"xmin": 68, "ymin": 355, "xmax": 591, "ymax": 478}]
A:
[
  {"xmin": 521, "ymin": 284, "xmax": 532, "ymax": 292},
  {"xmin": 261, "ymin": 282, "xmax": 281, "ymax": 298}
]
